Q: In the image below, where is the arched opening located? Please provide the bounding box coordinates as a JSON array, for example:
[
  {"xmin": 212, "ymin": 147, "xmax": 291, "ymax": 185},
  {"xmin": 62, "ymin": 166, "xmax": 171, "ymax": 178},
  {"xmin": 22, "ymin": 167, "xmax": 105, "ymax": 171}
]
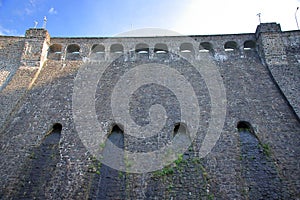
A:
[
  {"xmin": 18, "ymin": 123, "xmax": 62, "ymax": 198},
  {"xmin": 173, "ymin": 122, "xmax": 189, "ymax": 136},
  {"xmin": 110, "ymin": 44, "xmax": 124, "ymax": 54},
  {"xmin": 91, "ymin": 123, "xmax": 126, "ymax": 199},
  {"xmin": 49, "ymin": 44, "xmax": 62, "ymax": 53},
  {"xmin": 67, "ymin": 44, "xmax": 80, "ymax": 53},
  {"xmin": 180, "ymin": 43, "xmax": 195, "ymax": 54},
  {"xmin": 154, "ymin": 43, "xmax": 168, "ymax": 54},
  {"xmin": 224, "ymin": 41, "xmax": 237, "ymax": 51},
  {"xmin": 48, "ymin": 44, "xmax": 62, "ymax": 60},
  {"xmin": 91, "ymin": 44, "xmax": 105, "ymax": 54},
  {"xmin": 237, "ymin": 121, "xmax": 254, "ymax": 134},
  {"xmin": 237, "ymin": 120, "xmax": 284, "ymax": 198},
  {"xmin": 66, "ymin": 44, "xmax": 81, "ymax": 60},
  {"xmin": 199, "ymin": 42, "xmax": 214, "ymax": 53},
  {"xmin": 135, "ymin": 43, "xmax": 149, "ymax": 54},
  {"xmin": 243, "ymin": 40, "xmax": 256, "ymax": 50},
  {"xmin": 90, "ymin": 44, "xmax": 105, "ymax": 60},
  {"xmin": 135, "ymin": 43, "xmax": 149, "ymax": 59},
  {"xmin": 172, "ymin": 122, "xmax": 190, "ymax": 149},
  {"xmin": 173, "ymin": 123, "xmax": 181, "ymax": 137},
  {"xmin": 107, "ymin": 124, "xmax": 124, "ymax": 148},
  {"xmin": 52, "ymin": 123, "xmax": 62, "ymax": 132}
]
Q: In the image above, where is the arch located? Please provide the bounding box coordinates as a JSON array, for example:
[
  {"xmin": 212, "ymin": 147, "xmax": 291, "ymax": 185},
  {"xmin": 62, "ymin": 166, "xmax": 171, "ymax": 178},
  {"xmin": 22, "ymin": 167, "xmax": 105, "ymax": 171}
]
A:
[
  {"xmin": 91, "ymin": 44, "xmax": 105, "ymax": 53},
  {"xmin": 135, "ymin": 43, "xmax": 149, "ymax": 54},
  {"xmin": 66, "ymin": 44, "xmax": 81, "ymax": 60},
  {"xmin": 48, "ymin": 44, "xmax": 62, "ymax": 53},
  {"xmin": 90, "ymin": 123, "xmax": 125, "ymax": 199},
  {"xmin": 173, "ymin": 123, "xmax": 181, "ymax": 137},
  {"xmin": 237, "ymin": 120, "xmax": 283, "ymax": 198},
  {"xmin": 180, "ymin": 43, "xmax": 194, "ymax": 54},
  {"xmin": 224, "ymin": 41, "xmax": 237, "ymax": 51},
  {"xmin": 109, "ymin": 123, "xmax": 124, "ymax": 135},
  {"xmin": 244, "ymin": 40, "xmax": 256, "ymax": 50},
  {"xmin": 110, "ymin": 43, "xmax": 124, "ymax": 53},
  {"xmin": 237, "ymin": 121, "xmax": 255, "ymax": 134},
  {"xmin": 199, "ymin": 42, "xmax": 213, "ymax": 53},
  {"xmin": 172, "ymin": 122, "xmax": 190, "ymax": 149},
  {"xmin": 107, "ymin": 124, "xmax": 124, "ymax": 149},
  {"xmin": 52, "ymin": 123, "xmax": 62, "ymax": 132},
  {"xmin": 48, "ymin": 44, "xmax": 62, "ymax": 60},
  {"xmin": 18, "ymin": 123, "xmax": 62, "ymax": 198},
  {"xmin": 173, "ymin": 122, "xmax": 189, "ymax": 137},
  {"xmin": 154, "ymin": 43, "xmax": 168, "ymax": 54},
  {"xmin": 67, "ymin": 44, "xmax": 80, "ymax": 53}
]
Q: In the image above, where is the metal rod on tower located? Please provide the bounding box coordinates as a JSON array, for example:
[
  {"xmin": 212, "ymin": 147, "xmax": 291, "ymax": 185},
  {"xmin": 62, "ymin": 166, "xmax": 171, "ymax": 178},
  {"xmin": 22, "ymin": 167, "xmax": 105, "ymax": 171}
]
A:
[
  {"xmin": 34, "ymin": 21, "xmax": 38, "ymax": 28},
  {"xmin": 257, "ymin": 13, "xmax": 261, "ymax": 24},
  {"xmin": 295, "ymin": 7, "xmax": 299, "ymax": 30},
  {"xmin": 43, "ymin": 16, "xmax": 47, "ymax": 29}
]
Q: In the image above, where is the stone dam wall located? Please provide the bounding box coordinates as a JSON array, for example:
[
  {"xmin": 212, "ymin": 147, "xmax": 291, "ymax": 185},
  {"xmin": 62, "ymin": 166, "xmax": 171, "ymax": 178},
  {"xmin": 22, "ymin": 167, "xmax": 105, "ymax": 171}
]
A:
[{"xmin": 0, "ymin": 23, "xmax": 299, "ymax": 199}]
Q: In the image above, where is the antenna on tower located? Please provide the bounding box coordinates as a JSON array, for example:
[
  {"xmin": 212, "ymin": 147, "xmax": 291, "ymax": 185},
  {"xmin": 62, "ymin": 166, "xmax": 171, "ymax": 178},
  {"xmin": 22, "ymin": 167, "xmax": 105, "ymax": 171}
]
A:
[
  {"xmin": 43, "ymin": 16, "xmax": 47, "ymax": 29},
  {"xmin": 295, "ymin": 7, "xmax": 299, "ymax": 30},
  {"xmin": 34, "ymin": 21, "xmax": 38, "ymax": 28},
  {"xmin": 257, "ymin": 13, "xmax": 262, "ymax": 24}
]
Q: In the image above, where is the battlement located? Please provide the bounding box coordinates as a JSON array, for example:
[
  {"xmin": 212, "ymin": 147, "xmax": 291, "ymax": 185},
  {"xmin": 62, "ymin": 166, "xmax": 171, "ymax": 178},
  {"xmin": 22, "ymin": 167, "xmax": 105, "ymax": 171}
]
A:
[{"xmin": 46, "ymin": 34, "xmax": 257, "ymax": 62}]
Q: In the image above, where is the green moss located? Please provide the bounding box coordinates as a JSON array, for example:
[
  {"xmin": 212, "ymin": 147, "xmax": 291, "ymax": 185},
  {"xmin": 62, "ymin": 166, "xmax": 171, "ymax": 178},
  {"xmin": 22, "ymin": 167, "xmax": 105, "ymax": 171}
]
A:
[
  {"xmin": 207, "ymin": 193, "xmax": 215, "ymax": 200},
  {"xmin": 153, "ymin": 165, "xmax": 174, "ymax": 177},
  {"xmin": 261, "ymin": 143, "xmax": 271, "ymax": 157},
  {"xmin": 29, "ymin": 151, "xmax": 36, "ymax": 159},
  {"xmin": 237, "ymin": 127, "xmax": 251, "ymax": 132},
  {"xmin": 174, "ymin": 153, "xmax": 184, "ymax": 165}
]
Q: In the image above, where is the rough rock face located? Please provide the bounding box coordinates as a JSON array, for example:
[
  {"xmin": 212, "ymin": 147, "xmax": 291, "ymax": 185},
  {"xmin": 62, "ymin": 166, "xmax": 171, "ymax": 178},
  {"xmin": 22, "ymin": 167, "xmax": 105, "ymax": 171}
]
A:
[{"xmin": 0, "ymin": 23, "xmax": 299, "ymax": 199}]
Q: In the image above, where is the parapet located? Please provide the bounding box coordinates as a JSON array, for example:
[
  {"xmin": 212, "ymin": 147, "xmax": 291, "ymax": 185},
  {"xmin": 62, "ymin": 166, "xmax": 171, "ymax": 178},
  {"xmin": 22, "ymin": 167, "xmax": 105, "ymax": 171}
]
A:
[
  {"xmin": 255, "ymin": 22, "xmax": 282, "ymax": 38},
  {"xmin": 25, "ymin": 28, "xmax": 50, "ymax": 41}
]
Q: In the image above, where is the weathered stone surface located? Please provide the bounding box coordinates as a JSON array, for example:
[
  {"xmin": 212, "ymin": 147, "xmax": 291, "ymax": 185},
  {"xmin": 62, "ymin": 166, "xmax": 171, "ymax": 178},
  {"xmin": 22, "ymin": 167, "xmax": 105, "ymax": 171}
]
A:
[{"xmin": 0, "ymin": 23, "xmax": 299, "ymax": 199}]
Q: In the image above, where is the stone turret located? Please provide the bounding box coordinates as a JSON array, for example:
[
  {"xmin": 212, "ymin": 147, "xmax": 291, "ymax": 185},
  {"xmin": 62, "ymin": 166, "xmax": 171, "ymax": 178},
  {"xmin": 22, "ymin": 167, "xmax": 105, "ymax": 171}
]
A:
[
  {"xmin": 256, "ymin": 23, "xmax": 300, "ymax": 119},
  {"xmin": 255, "ymin": 22, "xmax": 287, "ymax": 65},
  {"xmin": 20, "ymin": 28, "xmax": 50, "ymax": 68}
]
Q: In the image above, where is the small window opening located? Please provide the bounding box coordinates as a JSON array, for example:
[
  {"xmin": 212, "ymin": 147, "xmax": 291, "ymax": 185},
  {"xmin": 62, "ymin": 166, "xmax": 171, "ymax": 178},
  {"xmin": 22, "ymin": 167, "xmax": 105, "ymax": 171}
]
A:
[
  {"xmin": 67, "ymin": 44, "xmax": 80, "ymax": 54},
  {"xmin": 180, "ymin": 43, "xmax": 194, "ymax": 54},
  {"xmin": 224, "ymin": 41, "xmax": 237, "ymax": 51},
  {"xmin": 154, "ymin": 43, "xmax": 168, "ymax": 54},
  {"xmin": 237, "ymin": 121, "xmax": 254, "ymax": 134},
  {"xmin": 110, "ymin": 44, "xmax": 124, "ymax": 54},
  {"xmin": 91, "ymin": 44, "xmax": 105, "ymax": 54},
  {"xmin": 199, "ymin": 42, "xmax": 213, "ymax": 53},
  {"xmin": 49, "ymin": 44, "xmax": 62, "ymax": 54},
  {"xmin": 135, "ymin": 43, "xmax": 149, "ymax": 54},
  {"xmin": 243, "ymin": 40, "xmax": 256, "ymax": 50},
  {"xmin": 52, "ymin": 123, "xmax": 62, "ymax": 132}
]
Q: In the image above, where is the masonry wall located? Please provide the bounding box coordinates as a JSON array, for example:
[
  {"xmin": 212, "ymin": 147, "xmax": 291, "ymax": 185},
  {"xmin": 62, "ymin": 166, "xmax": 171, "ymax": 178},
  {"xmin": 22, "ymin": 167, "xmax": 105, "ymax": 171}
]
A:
[
  {"xmin": 0, "ymin": 24, "xmax": 299, "ymax": 199},
  {"xmin": 0, "ymin": 36, "xmax": 24, "ymax": 90}
]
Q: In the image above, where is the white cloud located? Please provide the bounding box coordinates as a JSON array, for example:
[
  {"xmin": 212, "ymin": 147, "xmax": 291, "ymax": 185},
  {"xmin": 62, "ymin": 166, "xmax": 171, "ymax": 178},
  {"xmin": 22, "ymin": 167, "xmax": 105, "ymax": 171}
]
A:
[
  {"xmin": 48, "ymin": 7, "xmax": 57, "ymax": 15},
  {"xmin": 29, "ymin": 0, "xmax": 36, "ymax": 7},
  {"xmin": 0, "ymin": 25, "xmax": 17, "ymax": 36},
  {"xmin": 25, "ymin": 8, "xmax": 33, "ymax": 15},
  {"xmin": 172, "ymin": 0, "xmax": 300, "ymax": 35}
]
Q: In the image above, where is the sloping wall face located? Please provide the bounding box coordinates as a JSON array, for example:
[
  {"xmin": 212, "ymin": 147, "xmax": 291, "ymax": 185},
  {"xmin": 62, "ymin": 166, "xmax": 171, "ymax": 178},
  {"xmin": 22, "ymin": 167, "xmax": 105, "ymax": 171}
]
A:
[
  {"xmin": 0, "ymin": 36, "xmax": 24, "ymax": 90},
  {"xmin": 0, "ymin": 23, "xmax": 299, "ymax": 199}
]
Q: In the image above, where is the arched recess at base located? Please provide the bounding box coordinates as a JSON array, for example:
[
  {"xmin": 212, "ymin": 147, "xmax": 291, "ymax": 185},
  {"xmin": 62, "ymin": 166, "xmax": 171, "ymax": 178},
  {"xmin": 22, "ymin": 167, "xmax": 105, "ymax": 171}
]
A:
[
  {"xmin": 237, "ymin": 121, "xmax": 288, "ymax": 199},
  {"xmin": 88, "ymin": 124, "xmax": 126, "ymax": 200},
  {"xmin": 17, "ymin": 123, "xmax": 62, "ymax": 199}
]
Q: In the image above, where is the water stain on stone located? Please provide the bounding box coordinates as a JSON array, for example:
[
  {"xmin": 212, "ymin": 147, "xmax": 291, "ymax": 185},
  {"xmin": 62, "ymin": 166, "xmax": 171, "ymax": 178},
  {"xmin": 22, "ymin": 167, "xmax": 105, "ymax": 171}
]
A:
[
  {"xmin": 88, "ymin": 124, "xmax": 126, "ymax": 200},
  {"xmin": 17, "ymin": 123, "xmax": 62, "ymax": 199},
  {"xmin": 238, "ymin": 121, "xmax": 289, "ymax": 199}
]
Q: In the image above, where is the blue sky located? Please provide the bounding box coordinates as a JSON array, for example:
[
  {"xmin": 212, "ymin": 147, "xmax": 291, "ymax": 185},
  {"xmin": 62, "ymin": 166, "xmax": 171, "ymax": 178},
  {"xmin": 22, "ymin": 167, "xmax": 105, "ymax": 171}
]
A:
[{"xmin": 0, "ymin": 0, "xmax": 300, "ymax": 37}]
